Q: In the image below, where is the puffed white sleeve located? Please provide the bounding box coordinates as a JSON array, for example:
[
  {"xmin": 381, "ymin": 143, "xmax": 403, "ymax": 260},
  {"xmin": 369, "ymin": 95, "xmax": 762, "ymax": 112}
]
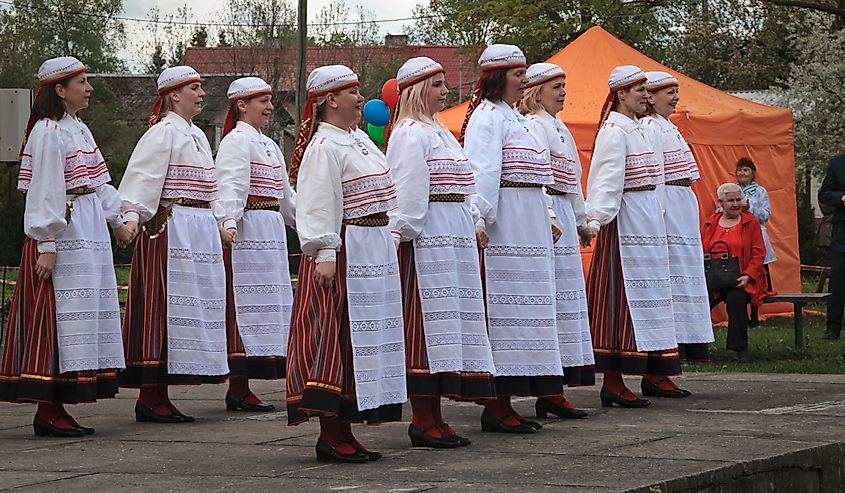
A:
[
  {"xmin": 214, "ymin": 131, "xmax": 251, "ymax": 230},
  {"xmin": 22, "ymin": 122, "xmax": 68, "ymax": 254},
  {"xmin": 641, "ymin": 121, "xmax": 667, "ymax": 213},
  {"xmin": 273, "ymin": 141, "xmax": 297, "ymax": 228},
  {"xmin": 118, "ymin": 123, "xmax": 173, "ymax": 224},
  {"xmin": 95, "ymin": 184, "xmax": 125, "ymax": 229},
  {"xmin": 463, "ymin": 109, "xmax": 504, "ymax": 226},
  {"xmin": 386, "ymin": 125, "xmax": 431, "ymax": 242},
  {"xmin": 295, "ymin": 141, "xmax": 343, "ymax": 263},
  {"xmin": 560, "ymin": 124, "xmax": 588, "ymax": 229},
  {"xmin": 585, "ymin": 127, "xmax": 627, "ymax": 227}
]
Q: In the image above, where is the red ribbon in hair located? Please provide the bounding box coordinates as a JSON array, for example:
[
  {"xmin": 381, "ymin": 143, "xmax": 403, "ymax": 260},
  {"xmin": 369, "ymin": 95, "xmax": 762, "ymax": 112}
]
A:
[
  {"xmin": 458, "ymin": 63, "xmax": 526, "ymax": 145},
  {"xmin": 593, "ymin": 76, "xmax": 648, "ymax": 149},
  {"xmin": 288, "ymin": 81, "xmax": 359, "ymax": 185},
  {"xmin": 19, "ymin": 66, "xmax": 87, "ymax": 159},
  {"xmin": 221, "ymin": 89, "xmax": 273, "ymax": 139},
  {"xmin": 148, "ymin": 77, "xmax": 203, "ymax": 128}
]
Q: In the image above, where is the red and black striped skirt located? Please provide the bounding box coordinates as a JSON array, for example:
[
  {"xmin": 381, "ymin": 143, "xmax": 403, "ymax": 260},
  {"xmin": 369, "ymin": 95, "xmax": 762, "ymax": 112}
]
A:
[
  {"xmin": 586, "ymin": 219, "xmax": 681, "ymax": 376},
  {"xmin": 285, "ymin": 230, "xmax": 403, "ymax": 425},
  {"xmin": 223, "ymin": 247, "xmax": 285, "ymax": 380},
  {"xmin": 398, "ymin": 242, "xmax": 495, "ymax": 401},
  {"xmin": 0, "ymin": 239, "xmax": 118, "ymax": 403},
  {"xmin": 119, "ymin": 209, "xmax": 226, "ymax": 387}
]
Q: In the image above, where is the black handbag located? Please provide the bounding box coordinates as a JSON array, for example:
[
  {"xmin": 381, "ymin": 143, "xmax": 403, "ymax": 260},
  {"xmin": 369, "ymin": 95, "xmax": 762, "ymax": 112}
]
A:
[{"xmin": 703, "ymin": 240, "xmax": 741, "ymax": 290}]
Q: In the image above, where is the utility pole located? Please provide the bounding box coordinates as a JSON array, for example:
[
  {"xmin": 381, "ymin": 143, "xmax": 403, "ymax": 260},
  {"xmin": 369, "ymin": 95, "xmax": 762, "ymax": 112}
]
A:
[{"xmin": 295, "ymin": 0, "xmax": 307, "ymax": 124}]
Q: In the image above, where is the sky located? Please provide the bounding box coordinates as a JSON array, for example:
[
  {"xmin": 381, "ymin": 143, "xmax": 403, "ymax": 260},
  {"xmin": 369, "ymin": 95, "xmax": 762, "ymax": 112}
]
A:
[{"xmin": 120, "ymin": 0, "xmax": 425, "ymax": 71}]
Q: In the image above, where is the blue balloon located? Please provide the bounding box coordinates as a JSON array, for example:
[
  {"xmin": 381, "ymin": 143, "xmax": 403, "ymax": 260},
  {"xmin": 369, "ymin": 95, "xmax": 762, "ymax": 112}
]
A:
[{"xmin": 363, "ymin": 99, "xmax": 390, "ymax": 126}]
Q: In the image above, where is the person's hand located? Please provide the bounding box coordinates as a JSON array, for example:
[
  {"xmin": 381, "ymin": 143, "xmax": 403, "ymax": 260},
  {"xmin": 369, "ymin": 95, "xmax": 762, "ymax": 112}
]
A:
[
  {"xmin": 314, "ymin": 261, "xmax": 336, "ymax": 289},
  {"xmin": 220, "ymin": 227, "xmax": 237, "ymax": 248},
  {"xmin": 550, "ymin": 219, "xmax": 562, "ymax": 244},
  {"xmin": 114, "ymin": 223, "xmax": 135, "ymax": 248},
  {"xmin": 736, "ymin": 274, "xmax": 751, "ymax": 288},
  {"xmin": 476, "ymin": 226, "xmax": 489, "ymax": 249},
  {"xmin": 741, "ymin": 198, "xmax": 750, "ymax": 211},
  {"xmin": 578, "ymin": 227, "xmax": 595, "ymax": 248},
  {"xmin": 840, "ymin": 194, "xmax": 845, "ymax": 206},
  {"xmin": 35, "ymin": 252, "xmax": 56, "ymax": 280},
  {"xmin": 124, "ymin": 221, "xmax": 139, "ymax": 240}
]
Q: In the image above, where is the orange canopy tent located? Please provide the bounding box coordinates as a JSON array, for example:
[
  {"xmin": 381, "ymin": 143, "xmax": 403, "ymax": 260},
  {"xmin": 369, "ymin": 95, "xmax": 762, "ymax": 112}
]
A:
[{"xmin": 440, "ymin": 26, "xmax": 800, "ymax": 318}]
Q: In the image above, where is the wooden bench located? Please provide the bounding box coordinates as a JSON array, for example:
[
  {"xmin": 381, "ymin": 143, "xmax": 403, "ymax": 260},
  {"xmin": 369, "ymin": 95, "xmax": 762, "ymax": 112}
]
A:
[{"xmin": 763, "ymin": 293, "xmax": 830, "ymax": 348}]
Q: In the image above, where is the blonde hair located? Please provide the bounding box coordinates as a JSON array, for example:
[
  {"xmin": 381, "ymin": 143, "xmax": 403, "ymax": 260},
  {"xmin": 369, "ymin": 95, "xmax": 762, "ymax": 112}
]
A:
[
  {"xmin": 717, "ymin": 182, "xmax": 742, "ymax": 200},
  {"xmin": 395, "ymin": 76, "xmax": 439, "ymax": 126},
  {"xmin": 518, "ymin": 84, "xmax": 544, "ymax": 115}
]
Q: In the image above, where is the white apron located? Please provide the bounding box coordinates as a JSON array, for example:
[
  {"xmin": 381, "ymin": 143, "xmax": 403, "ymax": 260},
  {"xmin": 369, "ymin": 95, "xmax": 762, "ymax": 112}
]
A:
[
  {"xmin": 53, "ymin": 194, "xmax": 124, "ymax": 374},
  {"xmin": 617, "ymin": 191, "xmax": 677, "ymax": 352},
  {"xmin": 664, "ymin": 186, "xmax": 715, "ymax": 344},
  {"xmin": 230, "ymin": 209, "xmax": 293, "ymax": 356},
  {"xmin": 344, "ymin": 225, "xmax": 407, "ymax": 411},
  {"xmin": 413, "ymin": 201, "xmax": 496, "ymax": 374},
  {"xmin": 484, "ymin": 187, "xmax": 563, "ymax": 377},
  {"xmin": 549, "ymin": 195, "xmax": 595, "ymax": 368},
  {"xmin": 165, "ymin": 205, "xmax": 229, "ymax": 376}
]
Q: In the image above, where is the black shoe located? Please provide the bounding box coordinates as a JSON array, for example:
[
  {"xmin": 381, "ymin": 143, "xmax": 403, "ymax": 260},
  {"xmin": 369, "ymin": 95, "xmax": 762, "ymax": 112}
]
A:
[
  {"xmin": 535, "ymin": 398, "xmax": 588, "ymax": 419},
  {"xmin": 822, "ymin": 331, "xmax": 841, "ymax": 340},
  {"xmin": 356, "ymin": 446, "xmax": 383, "ymax": 461},
  {"xmin": 737, "ymin": 350, "xmax": 751, "ymax": 364},
  {"xmin": 33, "ymin": 415, "xmax": 86, "ymax": 437},
  {"xmin": 408, "ymin": 424, "xmax": 462, "ymax": 448},
  {"xmin": 171, "ymin": 408, "xmax": 195, "ymax": 423},
  {"xmin": 315, "ymin": 439, "xmax": 369, "ymax": 463},
  {"xmin": 519, "ymin": 417, "xmax": 543, "ymax": 430},
  {"xmin": 225, "ymin": 392, "xmax": 276, "ymax": 413},
  {"xmin": 63, "ymin": 414, "xmax": 95, "ymax": 435},
  {"xmin": 134, "ymin": 402, "xmax": 183, "ymax": 423},
  {"xmin": 480, "ymin": 409, "xmax": 536, "ymax": 433},
  {"xmin": 640, "ymin": 379, "xmax": 688, "ymax": 398},
  {"xmin": 436, "ymin": 423, "xmax": 471, "ymax": 447},
  {"xmin": 599, "ymin": 388, "xmax": 651, "ymax": 408}
]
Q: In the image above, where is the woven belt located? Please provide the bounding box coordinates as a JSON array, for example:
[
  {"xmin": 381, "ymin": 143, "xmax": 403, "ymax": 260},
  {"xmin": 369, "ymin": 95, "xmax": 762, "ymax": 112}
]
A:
[
  {"xmin": 172, "ymin": 198, "xmax": 211, "ymax": 208},
  {"xmin": 141, "ymin": 206, "xmax": 174, "ymax": 239},
  {"xmin": 666, "ymin": 179, "xmax": 693, "ymax": 187},
  {"xmin": 343, "ymin": 213, "xmax": 389, "ymax": 227},
  {"xmin": 67, "ymin": 186, "xmax": 97, "ymax": 195},
  {"xmin": 623, "ymin": 185, "xmax": 657, "ymax": 193},
  {"xmin": 545, "ymin": 187, "xmax": 569, "ymax": 196},
  {"xmin": 500, "ymin": 179, "xmax": 542, "ymax": 188},
  {"xmin": 430, "ymin": 194, "xmax": 466, "ymax": 203},
  {"xmin": 245, "ymin": 199, "xmax": 280, "ymax": 211}
]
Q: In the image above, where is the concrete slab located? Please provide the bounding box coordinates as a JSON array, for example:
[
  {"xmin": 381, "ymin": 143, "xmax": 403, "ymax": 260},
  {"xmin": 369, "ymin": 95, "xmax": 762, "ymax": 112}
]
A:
[{"xmin": 0, "ymin": 373, "xmax": 843, "ymax": 492}]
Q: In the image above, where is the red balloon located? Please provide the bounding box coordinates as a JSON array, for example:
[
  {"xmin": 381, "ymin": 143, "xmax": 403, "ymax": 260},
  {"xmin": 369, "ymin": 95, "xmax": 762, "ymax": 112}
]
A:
[{"xmin": 381, "ymin": 79, "xmax": 399, "ymax": 110}]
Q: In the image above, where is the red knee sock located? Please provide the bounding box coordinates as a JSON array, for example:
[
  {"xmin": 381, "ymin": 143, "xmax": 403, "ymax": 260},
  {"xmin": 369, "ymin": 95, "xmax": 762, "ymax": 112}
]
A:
[
  {"xmin": 603, "ymin": 372, "xmax": 637, "ymax": 401},
  {"xmin": 539, "ymin": 393, "xmax": 574, "ymax": 409},
  {"xmin": 430, "ymin": 398, "xmax": 455, "ymax": 436},
  {"xmin": 643, "ymin": 374, "xmax": 676, "ymax": 391},
  {"xmin": 484, "ymin": 396, "xmax": 521, "ymax": 426},
  {"xmin": 36, "ymin": 403, "xmax": 73, "ymax": 430},
  {"xmin": 319, "ymin": 417, "xmax": 356, "ymax": 454},
  {"xmin": 138, "ymin": 385, "xmax": 172, "ymax": 416},
  {"xmin": 410, "ymin": 396, "xmax": 441, "ymax": 438},
  {"xmin": 228, "ymin": 376, "xmax": 261, "ymax": 405}
]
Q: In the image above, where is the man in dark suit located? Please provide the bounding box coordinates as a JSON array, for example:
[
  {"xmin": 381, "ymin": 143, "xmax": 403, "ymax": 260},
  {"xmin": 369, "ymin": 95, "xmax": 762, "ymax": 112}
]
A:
[{"xmin": 818, "ymin": 149, "xmax": 845, "ymax": 339}]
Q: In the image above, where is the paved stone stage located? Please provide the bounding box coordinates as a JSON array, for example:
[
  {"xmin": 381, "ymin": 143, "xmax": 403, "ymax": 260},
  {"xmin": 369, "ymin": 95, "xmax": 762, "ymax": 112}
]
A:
[{"xmin": 1, "ymin": 372, "xmax": 843, "ymax": 492}]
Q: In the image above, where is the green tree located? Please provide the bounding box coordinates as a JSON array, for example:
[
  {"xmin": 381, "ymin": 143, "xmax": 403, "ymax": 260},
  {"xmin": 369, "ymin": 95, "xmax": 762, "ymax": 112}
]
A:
[
  {"xmin": 664, "ymin": 0, "xmax": 796, "ymax": 90},
  {"xmin": 405, "ymin": 0, "xmax": 680, "ymax": 63},
  {"xmin": 0, "ymin": 0, "xmax": 126, "ymax": 87}
]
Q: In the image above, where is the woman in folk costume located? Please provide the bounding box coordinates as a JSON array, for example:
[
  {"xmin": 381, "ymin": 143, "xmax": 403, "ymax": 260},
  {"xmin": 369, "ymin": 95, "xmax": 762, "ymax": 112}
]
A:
[
  {"xmin": 215, "ymin": 77, "xmax": 296, "ymax": 412},
  {"xmin": 286, "ymin": 65, "xmax": 406, "ymax": 463},
  {"xmin": 584, "ymin": 65, "xmax": 680, "ymax": 408},
  {"xmin": 119, "ymin": 66, "xmax": 229, "ymax": 423},
  {"xmin": 386, "ymin": 57, "xmax": 496, "ymax": 448},
  {"xmin": 520, "ymin": 62, "xmax": 596, "ymax": 419},
  {"xmin": 0, "ymin": 57, "xmax": 128, "ymax": 436},
  {"xmin": 461, "ymin": 44, "xmax": 564, "ymax": 433},
  {"xmin": 639, "ymin": 71, "xmax": 713, "ymax": 395}
]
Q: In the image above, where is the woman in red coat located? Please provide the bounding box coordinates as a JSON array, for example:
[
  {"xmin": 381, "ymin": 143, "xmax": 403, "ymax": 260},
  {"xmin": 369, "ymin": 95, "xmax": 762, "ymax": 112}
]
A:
[{"xmin": 701, "ymin": 183, "xmax": 771, "ymax": 363}]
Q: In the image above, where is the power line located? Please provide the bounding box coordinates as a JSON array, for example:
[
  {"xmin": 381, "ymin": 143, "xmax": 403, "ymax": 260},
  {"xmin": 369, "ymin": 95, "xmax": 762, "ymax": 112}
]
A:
[{"xmin": 0, "ymin": 0, "xmax": 438, "ymax": 28}]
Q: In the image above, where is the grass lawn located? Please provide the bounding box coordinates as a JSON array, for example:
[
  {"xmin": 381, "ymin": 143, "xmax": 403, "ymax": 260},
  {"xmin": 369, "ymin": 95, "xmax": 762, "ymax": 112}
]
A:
[{"xmin": 687, "ymin": 313, "xmax": 845, "ymax": 374}]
